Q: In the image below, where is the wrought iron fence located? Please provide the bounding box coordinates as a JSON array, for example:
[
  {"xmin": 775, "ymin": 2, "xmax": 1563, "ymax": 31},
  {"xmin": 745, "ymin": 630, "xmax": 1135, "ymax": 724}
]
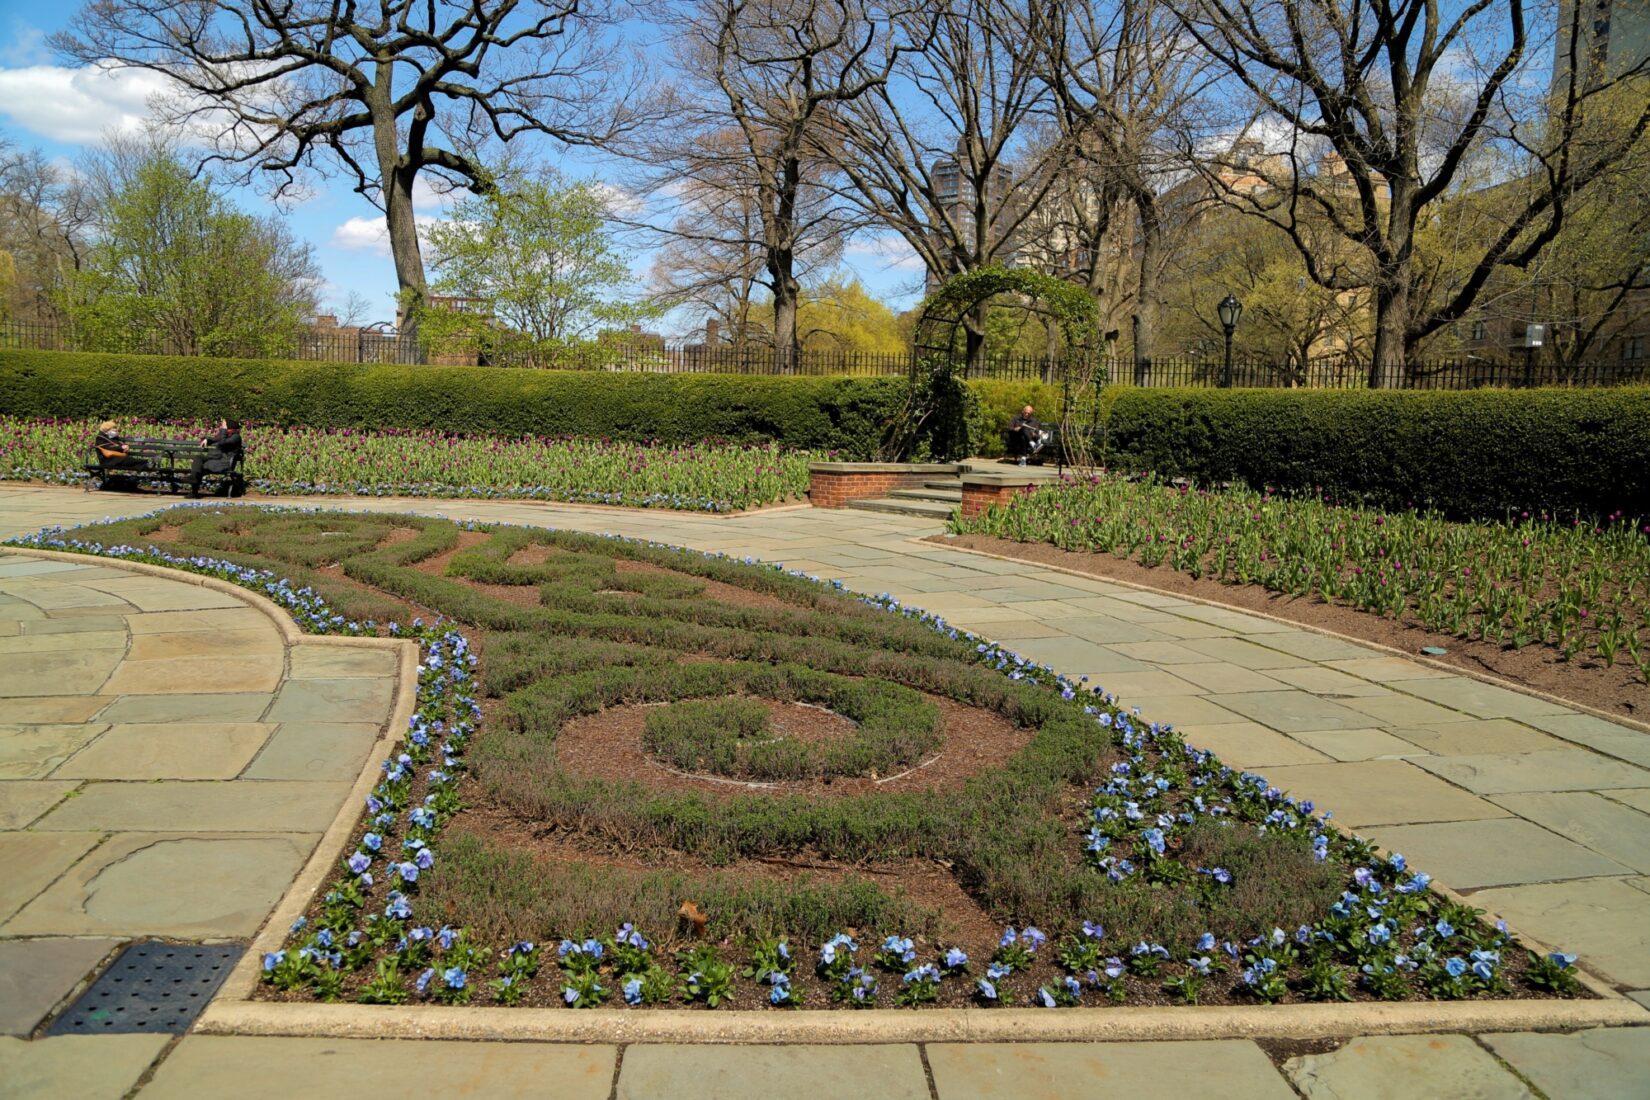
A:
[
  {"xmin": 2, "ymin": 319, "xmax": 1645, "ymax": 388},
  {"xmin": 0, "ymin": 320, "xmax": 423, "ymax": 365}
]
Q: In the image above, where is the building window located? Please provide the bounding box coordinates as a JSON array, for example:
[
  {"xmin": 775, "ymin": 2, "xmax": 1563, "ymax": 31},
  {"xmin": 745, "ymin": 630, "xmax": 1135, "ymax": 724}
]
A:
[
  {"xmin": 1470, "ymin": 320, "xmax": 1487, "ymax": 342},
  {"xmin": 1626, "ymin": 335, "xmax": 1645, "ymax": 361}
]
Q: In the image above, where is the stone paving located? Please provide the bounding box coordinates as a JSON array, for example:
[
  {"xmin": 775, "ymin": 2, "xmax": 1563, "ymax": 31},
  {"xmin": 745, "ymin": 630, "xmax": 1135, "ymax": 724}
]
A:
[
  {"xmin": 0, "ymin": 483, "xmax": 1647, "ymax": 1098},
  {"xmin": 0, "ymin": 533, "xmax": 399, "ymax": 1050}
]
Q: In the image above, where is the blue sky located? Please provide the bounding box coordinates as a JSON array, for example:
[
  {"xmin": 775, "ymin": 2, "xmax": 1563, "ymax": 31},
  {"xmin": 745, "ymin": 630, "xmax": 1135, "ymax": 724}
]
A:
[{"xmin": 0, "ymin": 3, "xmax": 926, "ymax": 335}]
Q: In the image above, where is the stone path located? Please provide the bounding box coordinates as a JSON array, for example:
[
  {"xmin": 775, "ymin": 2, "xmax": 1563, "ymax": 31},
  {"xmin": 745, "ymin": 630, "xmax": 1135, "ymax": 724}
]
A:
[
  {"xmin": 0, "ymin": 483, "xmax": 1646, "ymax": 1098},
  {"xmin": 0, "ymin": 537, "xmax": 399, "ymax": 1044}
]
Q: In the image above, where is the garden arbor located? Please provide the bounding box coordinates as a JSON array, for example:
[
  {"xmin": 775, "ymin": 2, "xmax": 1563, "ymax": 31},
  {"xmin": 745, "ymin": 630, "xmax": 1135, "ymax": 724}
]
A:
[{"xmin": 884, "ymin": 266, "xmax": 1103, "ymax": 463}]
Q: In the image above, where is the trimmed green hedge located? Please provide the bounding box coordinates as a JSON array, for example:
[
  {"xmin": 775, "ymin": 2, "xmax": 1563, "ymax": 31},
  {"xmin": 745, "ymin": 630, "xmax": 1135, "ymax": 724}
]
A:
[
  {"xmin": 7, "ymin": 351, "xmax": 1645, "ymax": 516},
  {"xmin": 0, "ymin": 350, "xmax": 907, "ymax": 457},
  {"xmin": 1101, "ymin": 387, "xmax": 1650, "ymax": 519}
]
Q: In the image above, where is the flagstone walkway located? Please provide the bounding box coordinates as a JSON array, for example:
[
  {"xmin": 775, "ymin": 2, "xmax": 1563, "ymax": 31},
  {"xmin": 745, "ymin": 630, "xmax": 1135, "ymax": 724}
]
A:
[
  {"xmin": 0, "ymin": 536, "xmax": 401, "ymax": 1047},
  {"xmin": 0, "ymin": 483, "xmax": 1646, "ymax": 1098}
]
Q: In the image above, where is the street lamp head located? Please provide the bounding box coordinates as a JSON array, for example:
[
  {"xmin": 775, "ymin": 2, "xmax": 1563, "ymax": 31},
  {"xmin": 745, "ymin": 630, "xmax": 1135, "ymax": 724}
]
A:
[{"xmin": 1217, "ymin": 293, "xmax": 1243, "ymax": 332}]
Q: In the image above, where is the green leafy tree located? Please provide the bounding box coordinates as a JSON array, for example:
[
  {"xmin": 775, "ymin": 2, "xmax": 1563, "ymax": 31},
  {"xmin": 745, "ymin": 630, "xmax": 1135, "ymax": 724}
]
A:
[
  {"xmin": 421, "ymin": 170, "xmax": 657, "ymax": 367},
  {"xmin": 61, "ymin": 148, "xmax": 318, "ymax": 356},
  {"xmin": 781, "ymin": 277, "xmax": 906, "ymax": 355}
]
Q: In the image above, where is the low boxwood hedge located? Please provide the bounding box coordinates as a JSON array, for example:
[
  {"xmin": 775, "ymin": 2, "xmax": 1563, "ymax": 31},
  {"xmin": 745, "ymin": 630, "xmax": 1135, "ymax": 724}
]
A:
[
  {"xmin": 0, "ymin": 350, "xmax": 907, "ymax": 457},
  {"xmin": 1101, "ymin": 387, "xmax": 1650, "ymax": 520}
]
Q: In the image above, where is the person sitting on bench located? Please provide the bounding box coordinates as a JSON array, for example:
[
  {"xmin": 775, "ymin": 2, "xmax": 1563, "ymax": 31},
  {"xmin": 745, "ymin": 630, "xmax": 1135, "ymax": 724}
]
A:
[
  {"xmin": 1005, "ymin": 405, "xmax": 1043, "ymax": 465},
  {"xmin": 187, "ymin": 418, "xmax": 243, "ymax": 498},
  {"xmin": 94, "ymin": 420, "xmax": 150, "ymax": 471}
]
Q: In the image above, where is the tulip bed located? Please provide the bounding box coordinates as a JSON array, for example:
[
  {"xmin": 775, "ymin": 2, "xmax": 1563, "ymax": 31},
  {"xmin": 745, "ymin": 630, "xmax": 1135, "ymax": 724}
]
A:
[
  {"xmin": 6, "ymin": 507, "xmax": 1585, "ymax": 1010},
  {"xmin": 0, "ymin": 416, "xmax": 815, "ymax": 512},
  {"xmin": 953, "ymin": 474, "xmax": 1650, "ymax": 686}
]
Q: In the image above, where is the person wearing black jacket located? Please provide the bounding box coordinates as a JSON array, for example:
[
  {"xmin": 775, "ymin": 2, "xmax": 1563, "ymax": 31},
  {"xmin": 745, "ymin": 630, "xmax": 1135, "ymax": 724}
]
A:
[
  {"xmin": 187, "ymin": 418, "xmax": 242, "ymax": 498},
  {"xmin": 94, "ymin": 420, "xmax": 150, "ymax": 471},
  {"xmin": 1005, "ymin": 405, "xmax": 1043, "ymax": 465}
]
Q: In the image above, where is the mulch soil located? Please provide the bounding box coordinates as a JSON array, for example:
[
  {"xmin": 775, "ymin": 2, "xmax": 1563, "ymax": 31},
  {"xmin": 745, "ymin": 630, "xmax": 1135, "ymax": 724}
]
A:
[
  {"xmin": 553, "ymin": 695, "xmax": 1030, "ymax": 799},
  {"xmin": 938, "ymin": 533, "xmax": 1646, "ymax": 722}
]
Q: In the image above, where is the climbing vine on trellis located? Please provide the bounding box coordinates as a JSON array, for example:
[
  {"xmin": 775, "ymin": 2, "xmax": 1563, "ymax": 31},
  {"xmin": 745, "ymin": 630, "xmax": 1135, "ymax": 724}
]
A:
[
  {"xmin": 911, "ymin": 266, "xmax": 1100, "ymax": 358},
  {"xmin": 879, "ymin": 266, "xmax": 1103, "ymax": 463}
]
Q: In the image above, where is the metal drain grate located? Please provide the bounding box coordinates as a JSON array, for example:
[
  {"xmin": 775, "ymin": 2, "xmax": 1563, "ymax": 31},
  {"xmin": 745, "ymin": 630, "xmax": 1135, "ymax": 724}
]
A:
[{"xmin": 48, "ymin": 941, "xmax": 243, "ymax": 1035}]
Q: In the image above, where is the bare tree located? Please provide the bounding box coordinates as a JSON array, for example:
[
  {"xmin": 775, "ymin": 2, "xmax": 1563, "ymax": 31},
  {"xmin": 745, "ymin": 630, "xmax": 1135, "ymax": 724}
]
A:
[
  {"xmin": 828, "ymin": 0, "xmax": 1064, "ymax": 371},
  {"xmin": 53, "ymin": 0, "xmax": 640, "ymax": 331},
  {"xmin": 646, "ymin": 162, "xmax": 771, "ymax": 347},
  {"xmin": 1044, "ymin": 0, "xmax": 1215, "ymax": 383},
  {"xmin": 637, "ymin": 0, "xmax": 887, "ymax": 357},
  {"xmin": 1180, "ymin": 0, "xmax": 1650, "ymax": 386},
  {"xmin": 0, "ymin": 143, "xmax": 95, "ymax": 325}
]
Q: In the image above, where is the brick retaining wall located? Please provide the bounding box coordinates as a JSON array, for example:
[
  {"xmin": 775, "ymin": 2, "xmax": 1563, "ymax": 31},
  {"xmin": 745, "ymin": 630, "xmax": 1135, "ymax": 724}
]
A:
[
  {"xmin": 959, "ymin": 474, "xmax": 1042, "ymax": 519},
  {"xmin": 807, "ymin": 463, "xmax": 960, "ymax": 508}
]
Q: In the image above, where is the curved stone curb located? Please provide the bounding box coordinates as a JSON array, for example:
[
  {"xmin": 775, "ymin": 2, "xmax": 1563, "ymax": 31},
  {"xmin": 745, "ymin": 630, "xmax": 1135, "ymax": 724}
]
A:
[
  {"xmin": 204, "ymin": 640, "xmax": 420, "ymax": 1008},
  {"xmin": 7, "ymin": 546, "xmax": 407, "ymax": 657},
  {"xmin": 924, "ymin": 536, "xmax": 1650, "ymax": 737},
  {"xmin": 2, "ymin": 545, "xmax": 421, "ymax": 1011},
  {"xmin": 193, "ymin": 989, "xmax": 1647, "ymax": 1045}
]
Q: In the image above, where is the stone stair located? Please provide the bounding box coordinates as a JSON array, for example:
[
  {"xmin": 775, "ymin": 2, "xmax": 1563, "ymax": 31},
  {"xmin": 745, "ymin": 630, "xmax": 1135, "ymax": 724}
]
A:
[{"xmin": 846, "ymin": 477, "xmax": 962, "ymax": 519}]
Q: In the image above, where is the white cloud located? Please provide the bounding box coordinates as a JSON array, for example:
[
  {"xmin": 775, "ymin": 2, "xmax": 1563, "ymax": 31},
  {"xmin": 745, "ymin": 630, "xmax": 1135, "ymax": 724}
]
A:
[
  {"xmin": 329, "ymin": 213, "xmax": 439, "ymax": 255},
  {"xmin": 412, "ymin": 174, "xmax": 461, "ymax": 211},
  {"xmin": 589, "ymin": 181, "xmax": 645, "ymax": 217},
  {"xmin": 845, "ymin": 234, "xmax": 925, "ymax": 272},
  {"xmin": 0, "ymin": 63, "xmax": 171, "ymax": 144},
  {"xmin": 330, "ymin": 216, "xmax": 395, "ymax": 255}
]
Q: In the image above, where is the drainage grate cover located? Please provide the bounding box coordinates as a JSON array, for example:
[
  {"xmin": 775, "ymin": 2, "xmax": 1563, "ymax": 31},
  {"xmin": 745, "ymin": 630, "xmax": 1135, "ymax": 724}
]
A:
[{"xmin": 48, "ymin": 941, "xmax": 243, "ymax": 1035}]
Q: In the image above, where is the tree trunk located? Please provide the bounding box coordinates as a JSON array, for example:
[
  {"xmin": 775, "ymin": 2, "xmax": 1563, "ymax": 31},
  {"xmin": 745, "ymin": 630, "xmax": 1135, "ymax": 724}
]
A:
[
  {"xmin": 369, "ymin": 76, "xmax": 426, "ymax": 346},
  {"xmin": 383, "ymin": 165, "xmax": 427, "ymax": 329},
  {"xmin": 770, "ymin": 252, "xmax": 799, "ymax": 372},
  {"xmin": 1043, "ymin": 316, "xmax": 1059, "ymax": 384},
  {"xmin": 1369, "ymin": 278, "xmax": 1409, "ymax": 389},
  {"xmin": 964, "ymin": 301, "xmax": 988, "ymax": 376},
  {"xmin": 769, "ymin": 155, "xmax": 801, "ymax": 371},
  {"xmin": 1131, "ymin": 198, "xmax": 1161, "ymax": 386}
]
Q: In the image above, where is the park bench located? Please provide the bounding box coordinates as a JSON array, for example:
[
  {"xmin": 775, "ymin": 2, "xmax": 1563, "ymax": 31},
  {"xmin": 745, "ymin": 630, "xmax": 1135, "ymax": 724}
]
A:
[{"xmin": 84, "ymin": 437, "xmax": 247, "ymax": 497}]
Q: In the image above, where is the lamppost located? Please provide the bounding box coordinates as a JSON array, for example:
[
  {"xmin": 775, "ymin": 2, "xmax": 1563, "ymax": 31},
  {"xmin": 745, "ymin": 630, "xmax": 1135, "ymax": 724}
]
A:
[{"xmin": 1217, "ymin": 293, "xmax": 1243, "ymax": 388}]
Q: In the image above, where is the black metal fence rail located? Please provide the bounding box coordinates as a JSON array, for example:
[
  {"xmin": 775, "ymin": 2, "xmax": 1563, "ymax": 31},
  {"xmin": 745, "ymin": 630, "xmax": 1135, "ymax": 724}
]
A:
[{"xmin": 3, "ymin": 320, "xmax": 1645, "ymax": 388}]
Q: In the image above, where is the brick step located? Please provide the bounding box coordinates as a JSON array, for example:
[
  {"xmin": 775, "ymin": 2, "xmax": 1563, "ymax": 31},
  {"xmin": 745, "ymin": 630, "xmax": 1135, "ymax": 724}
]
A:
[
  {"xmin": 886, "ymin": 487, "xmax": 964, "ymax": 503},
  {"xmin": 845, "ymin": 497, "xmax": 957, "ymax": 519}
]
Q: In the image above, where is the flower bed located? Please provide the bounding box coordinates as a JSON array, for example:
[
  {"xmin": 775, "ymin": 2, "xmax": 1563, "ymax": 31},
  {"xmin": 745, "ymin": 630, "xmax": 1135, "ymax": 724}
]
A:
[
  {"xmin": 951, "ymin": 474, "xmax": 1650, "ymax": 687},
  {"xmin": 5, "ymin": 506, "xmax": 1587, "ymax": 1011},
  {"xmin": 0, "ymin": 416, "xmax": 816, "ymax": 511}
]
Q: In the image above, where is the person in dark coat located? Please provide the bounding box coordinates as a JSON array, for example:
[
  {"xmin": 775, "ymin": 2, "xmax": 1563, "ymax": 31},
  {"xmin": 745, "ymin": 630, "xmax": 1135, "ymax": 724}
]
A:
[
  {"xmin": 1005, "ymin": 405, "xmax": 1043, "ymax": 465},
  {"xmin": 94, "ymin": 420, "xmax": 150, "ymax": 471},
  {"xmin": 187, "ymin": 418, "xmax": 243, "ymax": 498}
]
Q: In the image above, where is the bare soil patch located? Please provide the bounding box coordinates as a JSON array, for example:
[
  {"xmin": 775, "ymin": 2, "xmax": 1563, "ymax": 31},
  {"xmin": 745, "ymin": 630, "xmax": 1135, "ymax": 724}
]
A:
[
  {"xmin": 615, "ymin": 559, "xmax": 797, "ymax": 613},
  {"xmin": 409, "ymin": 530, "xmax": 551, "ymax": 610},
  {"xmin": 410, "ymin": 529, "xmax": 492, "ymax": 576},
  {"xmin": 939, "ymin": 533, "xmax": 1646, "ymax": 721},
  {"xmin": 554, "ymin": 693, "xmax": 1030, "ymax": 799},
  {"xmin": 506, "ymin": 543, "xmax": 554, "ymax": 566}
]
